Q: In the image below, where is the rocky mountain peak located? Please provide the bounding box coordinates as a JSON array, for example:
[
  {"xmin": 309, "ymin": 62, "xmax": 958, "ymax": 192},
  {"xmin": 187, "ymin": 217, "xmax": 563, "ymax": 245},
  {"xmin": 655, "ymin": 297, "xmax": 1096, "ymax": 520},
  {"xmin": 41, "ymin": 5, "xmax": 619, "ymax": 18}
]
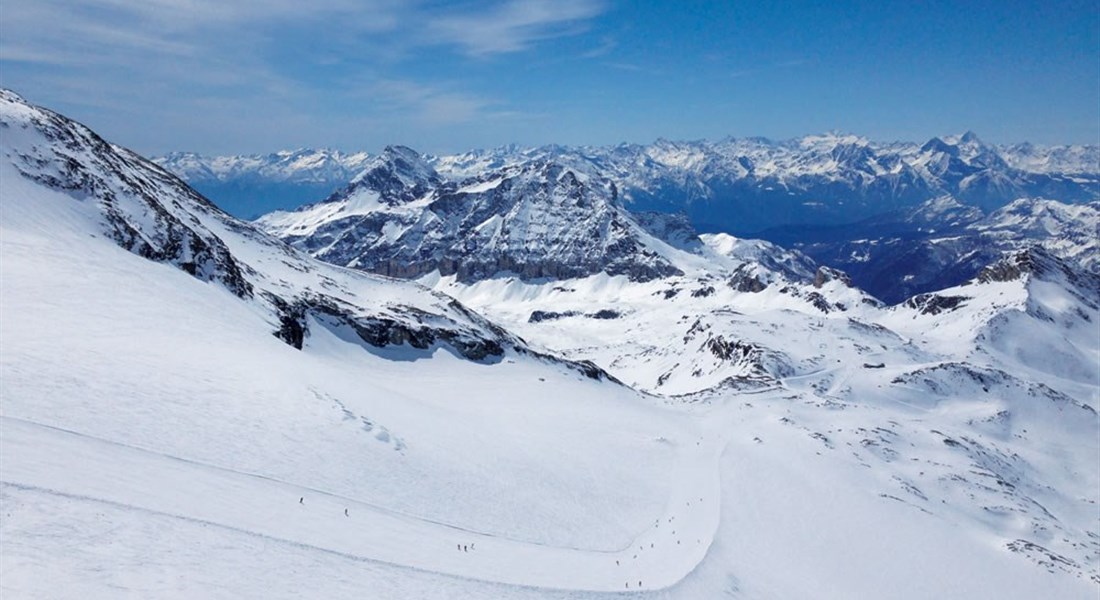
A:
[
  {"xmin": 920, "ymin": 136, "xmax": 959, "ymax": 157},
  {"xmin": 341, "ymin": 145, "xmax": 441, "ymax": 205},
  {"xmin": 974, "ymin": 247, "xmax": 1099, "ymax": 308},
  {"xmin": 959, "ymin": 130, "xmax": 982, "ymax": 145},
  {"xmin": 260, "ymin": 153, "xmax": 683, "ymax": 284}
]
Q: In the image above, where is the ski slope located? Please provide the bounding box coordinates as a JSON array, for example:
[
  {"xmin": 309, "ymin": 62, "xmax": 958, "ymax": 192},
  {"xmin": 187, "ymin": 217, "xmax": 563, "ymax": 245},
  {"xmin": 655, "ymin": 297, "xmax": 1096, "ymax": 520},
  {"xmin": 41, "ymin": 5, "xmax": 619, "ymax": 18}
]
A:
[
  {"xmin": 1, "ymin": 415, "xmax": 720, "ymax": 592},
  {"xmin": 0, "ymin": 158, "xmax": 717, "ymax": 594}
]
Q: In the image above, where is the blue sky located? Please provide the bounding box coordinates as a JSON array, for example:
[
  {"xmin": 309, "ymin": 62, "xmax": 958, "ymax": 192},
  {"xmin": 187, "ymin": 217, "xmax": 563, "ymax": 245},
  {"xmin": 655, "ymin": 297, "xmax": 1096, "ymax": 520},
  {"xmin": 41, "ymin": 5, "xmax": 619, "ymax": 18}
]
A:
[{"xmin": 2, "ymin": 0, "xmax": 1097, "ymax": 154}]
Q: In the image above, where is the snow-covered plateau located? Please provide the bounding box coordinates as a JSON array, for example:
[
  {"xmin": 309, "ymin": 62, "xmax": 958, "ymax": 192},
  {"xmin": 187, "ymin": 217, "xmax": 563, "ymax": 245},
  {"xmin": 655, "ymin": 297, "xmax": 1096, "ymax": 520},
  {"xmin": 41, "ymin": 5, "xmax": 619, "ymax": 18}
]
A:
[{"xmin": 3, "ymin": 89, "xmax": 1099, "ymax": 599}]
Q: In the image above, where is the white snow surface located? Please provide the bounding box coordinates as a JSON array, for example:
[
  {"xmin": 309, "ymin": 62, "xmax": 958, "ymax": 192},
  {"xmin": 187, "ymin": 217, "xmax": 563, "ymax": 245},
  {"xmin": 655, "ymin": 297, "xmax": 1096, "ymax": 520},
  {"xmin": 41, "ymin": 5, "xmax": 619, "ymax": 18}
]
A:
[{"xmin": 3, "ymin": 90, "xmax": 1100, "ymax": 599}]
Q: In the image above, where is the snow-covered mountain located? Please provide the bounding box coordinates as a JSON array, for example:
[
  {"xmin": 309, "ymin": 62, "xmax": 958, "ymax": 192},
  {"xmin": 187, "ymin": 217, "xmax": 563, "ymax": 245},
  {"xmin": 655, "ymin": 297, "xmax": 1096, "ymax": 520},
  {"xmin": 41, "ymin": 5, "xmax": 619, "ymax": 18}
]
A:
[
  {"xmin": 258, "ymin": 148, "xmax": 684, "ymax": 283},
  {"xmin": 162, "ymin": 134, "xmax": 1097, "ymax": 301},
  {"xmin": 438, "ymin": 132, "xmax": 1097, "ymax": 231},
  {"xmin": 785, "ymin": 196, "xmax": 1100, "ymax": 303},
  {"xmin": 154, "ymin": 148, "xmax": 373, "ymax": 219},
  {"xmin": 418, "ymin": 227, "xmax": 1100, "ymax": 591},
  {"xmin": 158, "ymin": 134, "xmax": 1099, "ymax": 231},
  {"xmin": 0, "ymin": 91, "xmax": 586, "ymax": 367},
  {"xmin": 999, "ymin": 142, "xmax": 1100, "ymax": 175},
  {"xmin": 5, "ymin": 91, "xmax": 1099, "ymax": 599}
]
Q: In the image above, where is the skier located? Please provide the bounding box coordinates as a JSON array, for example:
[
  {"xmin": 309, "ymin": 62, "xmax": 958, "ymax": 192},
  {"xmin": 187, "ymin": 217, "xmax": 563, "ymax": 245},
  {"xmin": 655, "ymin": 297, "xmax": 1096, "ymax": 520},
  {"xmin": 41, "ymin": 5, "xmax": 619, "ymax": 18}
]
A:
[
  {"xmin": 344, "ymin": 508, "xmax": 349, "ymax": 517},
  {"xmin": 299, "ymin": 497, "xmax": 304, "ymax": 504}
]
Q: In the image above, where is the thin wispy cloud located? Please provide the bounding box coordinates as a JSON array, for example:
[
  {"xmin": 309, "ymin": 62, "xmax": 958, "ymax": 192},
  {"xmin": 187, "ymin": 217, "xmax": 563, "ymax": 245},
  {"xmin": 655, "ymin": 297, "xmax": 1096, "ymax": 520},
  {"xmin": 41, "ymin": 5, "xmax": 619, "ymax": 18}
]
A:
[
  {"xmin": 428, "ymin": 0, "xmax": 606, "ymax": 56},
  {"xmin": 0, "ymin": 0, "xmax": 612, "ymax": 153},
  {"xmin": 369, "ymin": 79, "xmax": 492, "ymax": 125},
  {"xmin": 581, "ymin": 35, "xmax": 618, "ymax": 59},
  {"xmin": 2, "ymin": 1, "xmax": 1094, "ymax": 152}
]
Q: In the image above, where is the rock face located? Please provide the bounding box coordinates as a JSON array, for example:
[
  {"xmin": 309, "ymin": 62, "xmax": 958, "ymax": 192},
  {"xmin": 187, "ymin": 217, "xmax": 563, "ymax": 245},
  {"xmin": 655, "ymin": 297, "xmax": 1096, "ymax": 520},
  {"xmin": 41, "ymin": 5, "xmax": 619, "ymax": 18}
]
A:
[
  {"xmin": 258, "ymin": 151, "xmax": 684, "ymax": 284},
  {"xmin": 813, "ymin": 266, "xmax": 853, "ymax": 288},
  {"xmin": 631, "ymin": 211, "xmax": 703, "ymax": 251}
]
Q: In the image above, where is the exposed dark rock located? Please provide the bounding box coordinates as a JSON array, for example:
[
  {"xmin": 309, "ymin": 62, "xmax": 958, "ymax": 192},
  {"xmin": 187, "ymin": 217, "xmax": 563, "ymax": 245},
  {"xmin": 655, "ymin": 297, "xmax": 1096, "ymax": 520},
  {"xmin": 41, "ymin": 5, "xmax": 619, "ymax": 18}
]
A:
[
  {"xmin": 806, "ymin": 292, "xmax": 834, "ymax": 313},
  {"xmin": 529, "ymin": 310, "xmax": 580, "ymax": 323},
  {"xmin": 729, "ymin": 269, "xmax": 767, "ymax": 293},
  {"xmin": 813, "ymin": 266, "xmax": 853, "ymax": 288},
  {"xmin": 590, "ymin": 309, "xmax": 622, "ymax": 320},
  {"xmin": 904, "ymin": 293, "xmax": 970, "ymax": 315},
  {"xmin": 267, "ymin": 294, "xmax": 307, "ymax": 349},
  {"xmin": 705, "ymin": 336, "xmax": 760, "ymax": 362}
]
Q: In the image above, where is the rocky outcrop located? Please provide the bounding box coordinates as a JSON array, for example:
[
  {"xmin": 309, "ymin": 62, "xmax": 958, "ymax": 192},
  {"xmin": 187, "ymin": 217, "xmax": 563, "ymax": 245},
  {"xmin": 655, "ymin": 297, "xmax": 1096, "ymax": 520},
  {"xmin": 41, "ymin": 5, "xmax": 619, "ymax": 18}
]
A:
[
  {"xmin": 813, "ymin": 266, "xmax": 853, "ymax": 288},
  {"xmin": 903, "ymin": 293, "xmax": 970, "ymax": 315}
]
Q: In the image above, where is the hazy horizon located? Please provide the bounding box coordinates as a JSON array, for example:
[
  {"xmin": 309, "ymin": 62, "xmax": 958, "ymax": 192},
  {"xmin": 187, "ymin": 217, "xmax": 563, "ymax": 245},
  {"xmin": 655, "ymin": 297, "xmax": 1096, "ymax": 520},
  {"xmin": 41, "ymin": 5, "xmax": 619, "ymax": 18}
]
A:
[{"xmin": 143, "ymin": 129, "xmax": 1095, "ymax": 159}]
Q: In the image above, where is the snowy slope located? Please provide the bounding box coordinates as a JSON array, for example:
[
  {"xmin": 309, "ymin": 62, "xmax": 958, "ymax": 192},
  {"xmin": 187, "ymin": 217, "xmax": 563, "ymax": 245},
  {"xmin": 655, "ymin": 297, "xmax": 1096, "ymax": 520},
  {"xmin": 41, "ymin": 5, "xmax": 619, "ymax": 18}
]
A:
[
  {"xmin": 4, "ymin": 91, "xmax": 1099, "ymax": 599},
  {"xmin": 423, "ymin": 246, "xmax": 1100, "ymax": 593},
  {"xmin": 0, "ymin": 88, "xmax": 708, "ymax": 594}
]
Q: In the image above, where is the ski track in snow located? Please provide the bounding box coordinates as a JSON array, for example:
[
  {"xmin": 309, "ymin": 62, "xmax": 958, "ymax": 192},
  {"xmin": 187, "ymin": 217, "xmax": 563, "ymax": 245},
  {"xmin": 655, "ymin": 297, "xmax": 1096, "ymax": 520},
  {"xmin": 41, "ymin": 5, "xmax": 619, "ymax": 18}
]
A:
[{"xmin": 0, "ymin": 415, "xmax": 725, "ymax": 592}]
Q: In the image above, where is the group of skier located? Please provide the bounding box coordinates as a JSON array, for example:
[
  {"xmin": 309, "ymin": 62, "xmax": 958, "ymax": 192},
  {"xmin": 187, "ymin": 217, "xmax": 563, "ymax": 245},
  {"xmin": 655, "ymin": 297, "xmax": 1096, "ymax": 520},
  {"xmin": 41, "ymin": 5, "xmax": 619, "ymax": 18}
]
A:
[{"xmin": 292, "ymin": 492, "xmax": 710, "ymax": 592}]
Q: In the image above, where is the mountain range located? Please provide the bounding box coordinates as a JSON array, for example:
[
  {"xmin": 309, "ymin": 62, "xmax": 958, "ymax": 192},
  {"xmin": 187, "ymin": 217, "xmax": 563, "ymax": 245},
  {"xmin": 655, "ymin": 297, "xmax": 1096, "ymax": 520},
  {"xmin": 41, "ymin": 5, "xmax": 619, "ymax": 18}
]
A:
[
  {"xmin": 158, "ymin": 134, "xmax": 1098, "ymax": 301},
  {"xmin": 4, "ymin": 89, "xmax": 1099, "ymax": 598},
  {"xmin": 156, "ymin": 134, "xmax": 1098, "ymax": 228}
]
